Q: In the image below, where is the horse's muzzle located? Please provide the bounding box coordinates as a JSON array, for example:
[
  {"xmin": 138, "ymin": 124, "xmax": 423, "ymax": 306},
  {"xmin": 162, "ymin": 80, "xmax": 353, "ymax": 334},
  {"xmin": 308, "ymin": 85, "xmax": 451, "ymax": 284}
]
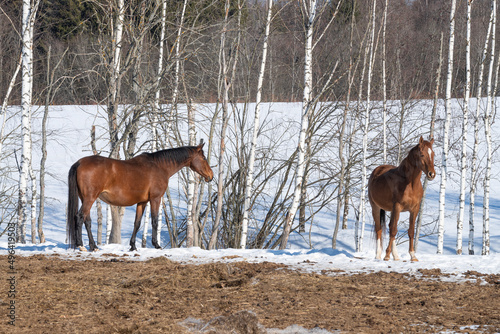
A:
[{"xmin": 426, "ymin": 171, "xmax": 436, "ymax": 180}]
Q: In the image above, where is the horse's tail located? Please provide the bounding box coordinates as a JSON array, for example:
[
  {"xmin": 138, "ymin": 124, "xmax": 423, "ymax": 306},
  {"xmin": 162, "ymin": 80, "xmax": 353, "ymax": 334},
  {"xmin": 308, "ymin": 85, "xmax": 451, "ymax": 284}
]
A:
[
  {"xmin": 380, "ymin": 209, "xmax": 386, "ymax": 230},
  {"xmin": 67, "ymin": 161, "xmax": 80, "ymax": 249},
  {"xmin": 374, "ymin": 209, "xmax": 387, "ymax": 243}
]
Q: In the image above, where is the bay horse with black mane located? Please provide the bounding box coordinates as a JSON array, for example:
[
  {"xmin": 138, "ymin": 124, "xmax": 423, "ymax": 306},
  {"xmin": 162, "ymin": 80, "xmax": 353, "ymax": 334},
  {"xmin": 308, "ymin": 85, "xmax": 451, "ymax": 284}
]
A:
[
  {"xmin": 67, "ymin": 140, "xmax": 213, "ymax": 252},
  {"xmin": 368, "ymin": 136, "xmax": 436, "ymax": 262}
]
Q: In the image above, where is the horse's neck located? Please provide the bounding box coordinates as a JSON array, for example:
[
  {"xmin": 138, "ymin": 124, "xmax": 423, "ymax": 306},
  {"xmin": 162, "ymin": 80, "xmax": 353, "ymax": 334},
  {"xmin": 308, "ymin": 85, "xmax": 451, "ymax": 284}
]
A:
[
  {"xmin": 399, "ymin": 152, "xmax": 422, "ymax": 185},
  {"xmin": 161, "ymin": 156, "xmax": 191, "ymax": 178}
]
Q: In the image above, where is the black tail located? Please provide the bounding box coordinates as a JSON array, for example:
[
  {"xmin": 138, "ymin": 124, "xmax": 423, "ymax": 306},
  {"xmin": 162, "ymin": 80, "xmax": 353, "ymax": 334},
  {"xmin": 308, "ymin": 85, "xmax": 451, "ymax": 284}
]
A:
[
  {"xmin": 67, "ymin": 161, "xmax": 80, "ymax": 249},
  {"xmin": 380, "ymin": 209, "xmax": 386, "ymax": 242}
]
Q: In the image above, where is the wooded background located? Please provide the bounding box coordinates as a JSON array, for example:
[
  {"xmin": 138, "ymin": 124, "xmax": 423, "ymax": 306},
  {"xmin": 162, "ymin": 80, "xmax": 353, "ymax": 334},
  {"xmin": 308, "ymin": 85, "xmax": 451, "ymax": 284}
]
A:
[{"xmin": 1, "ymin": 0, "xmax": 498, "ymax": 254}]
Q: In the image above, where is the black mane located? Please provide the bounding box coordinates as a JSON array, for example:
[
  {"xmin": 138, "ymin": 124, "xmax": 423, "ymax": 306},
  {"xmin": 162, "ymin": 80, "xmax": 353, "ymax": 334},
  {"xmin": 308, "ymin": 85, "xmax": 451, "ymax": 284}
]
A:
[{"xmin": 147, "ymin": 146, "xmax": 197, "ymax": 164}]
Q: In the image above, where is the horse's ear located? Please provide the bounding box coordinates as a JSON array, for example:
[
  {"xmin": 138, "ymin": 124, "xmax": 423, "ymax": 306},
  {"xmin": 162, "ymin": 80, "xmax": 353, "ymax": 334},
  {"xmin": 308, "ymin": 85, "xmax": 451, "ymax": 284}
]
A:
[
  {"xmin": 419, "ymin": 136, "xmax": 424, "ymax": 145},
  {"xmin": 197, "ymin": 139, "xmax": 205, "ymax": 151},
  {"xmin": 429, "ymin": 137, "xmax": 434, "ymax": 145}
]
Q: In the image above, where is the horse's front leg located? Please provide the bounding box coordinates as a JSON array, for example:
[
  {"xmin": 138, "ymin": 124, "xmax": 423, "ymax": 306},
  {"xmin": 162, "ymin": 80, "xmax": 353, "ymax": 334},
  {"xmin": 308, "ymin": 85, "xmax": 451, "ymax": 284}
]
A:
[
  {"xmin": 408, "ymin": 209, "xmax": 419, "ymax": 262},
  {"xmin": 385, "ymin": 204, "xmax": 401, "ymax": 261},
  {"xmin": 129, "ymin": 202, "xmax": 146, "ymax": 251},
  {"xmin": 150, "ymin": 198, "xmax": 162, "ymax": 249}
]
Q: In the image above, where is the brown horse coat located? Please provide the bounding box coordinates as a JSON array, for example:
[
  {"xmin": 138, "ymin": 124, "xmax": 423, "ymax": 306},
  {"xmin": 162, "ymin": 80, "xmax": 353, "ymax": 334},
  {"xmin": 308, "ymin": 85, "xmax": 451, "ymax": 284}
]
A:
[
  {"xmin": 368, "ymin": 137, "xmax": 436, "ymax": 261},
  {"xmin": 67, "ymin": 142, "xmax": 213, "ymax": 252}
]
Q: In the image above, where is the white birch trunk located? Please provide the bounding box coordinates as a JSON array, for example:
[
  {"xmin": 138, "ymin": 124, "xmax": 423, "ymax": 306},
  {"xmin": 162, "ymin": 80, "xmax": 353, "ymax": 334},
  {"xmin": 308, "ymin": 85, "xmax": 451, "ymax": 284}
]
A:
[
  {"xmin": 30, "ymin": 168, "xmax": 37, "ymax": 243},
  {"xmin": 186, "ymin": 104, "xmax": 196, "ymax": 247},
  {"xmin": 470, "ymin": 6, "xmax": 494, "ymax": 255},
  {"xmin": 18, "ymin": 0, "xmax": 36, "ymax": 243},
  {"xmin": 108, "ymin": 0, "xmax": 125, "ymax": 244},
  {"xmin": 152, "ymin": 0, "xmax": 167, "ymax": 246},
  {"xmin": 482, "ymin": 0, "xmax": 495, "ymax": 256},
  {"xmin": 457, "ymin": 0, "xmax": 472, "ymax": 255},
  {"xmin": 416, "ymin": 33, "xmax": 443, "ymax": 252},
  {"xmin": 356, "ymin": 0, "xmax": 377, "ymax": 253},
  {"xmin": 240, "ymin": 0, "xmax": 273, "ymax": 249},
  {"xmin": 209, "ymin": 0, "xmax": 241, "ymax": 250},
  {"xmin": 172, "ymin": 0, "xmax": 188, "ymax": 108},
  {"xmin": 334, "ymin": 0, "xmax": 357, "ymax": 247},
  {"xmin": 110, "ymin": 0, "xmax": 124, "ymax": 109},
  {"xmin": 279, "ymin": 0, "xmax": 316, "ymax": 250},
  {"xmin": 437, "ymin": 0, "xmax": 456, "ymax": 254}
]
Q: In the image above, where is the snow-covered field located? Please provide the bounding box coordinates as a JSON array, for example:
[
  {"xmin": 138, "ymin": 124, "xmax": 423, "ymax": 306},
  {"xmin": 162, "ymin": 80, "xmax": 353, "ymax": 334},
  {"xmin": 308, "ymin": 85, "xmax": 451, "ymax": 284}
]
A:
[{"xmin": 1, "ymin": 101, "xmax": 499, "ymax": 280}]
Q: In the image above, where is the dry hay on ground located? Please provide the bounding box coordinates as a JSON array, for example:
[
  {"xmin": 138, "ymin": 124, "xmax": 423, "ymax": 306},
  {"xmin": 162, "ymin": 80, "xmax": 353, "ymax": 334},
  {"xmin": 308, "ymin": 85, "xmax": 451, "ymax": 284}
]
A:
[{"xmin": 1, "ymin": 254, "xmax": 500, "ymax": 333}]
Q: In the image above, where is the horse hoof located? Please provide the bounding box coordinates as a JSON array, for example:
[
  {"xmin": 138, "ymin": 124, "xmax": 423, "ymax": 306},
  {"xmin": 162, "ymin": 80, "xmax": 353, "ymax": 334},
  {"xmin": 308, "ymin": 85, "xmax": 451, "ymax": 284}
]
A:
[
  {"xmin": 411, "ymin": 258, "xmax": 419, "ymax": 262},
  {"xmin": 92, "ymin": 248, "xmax": 99, "ymax": 252},
  {"xmin": 383, "ymin": 257, "xmax": 390, "ymax": 261},
  {"xmin": 77, "ymin": 246, "xmax": 87, "ymax": 252}
]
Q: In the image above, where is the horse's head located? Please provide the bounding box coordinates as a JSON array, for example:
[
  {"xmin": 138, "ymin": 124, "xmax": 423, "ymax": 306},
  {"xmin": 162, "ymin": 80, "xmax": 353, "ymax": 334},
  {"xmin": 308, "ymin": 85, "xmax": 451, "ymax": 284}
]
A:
[
  {"xmin": 417, "ymin": 136, "xmax": 436, "ymax": 181},
  {"xmin": 190, "ymin": 140, "xmax": 213, "ymax": 182}
]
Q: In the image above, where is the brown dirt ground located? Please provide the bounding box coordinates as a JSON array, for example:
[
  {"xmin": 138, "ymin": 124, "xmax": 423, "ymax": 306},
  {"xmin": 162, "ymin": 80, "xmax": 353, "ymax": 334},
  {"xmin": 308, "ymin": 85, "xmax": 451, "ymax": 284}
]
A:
[{"xmin": 1, "ymin": 254, "xmax": 500, "ymax": 334}]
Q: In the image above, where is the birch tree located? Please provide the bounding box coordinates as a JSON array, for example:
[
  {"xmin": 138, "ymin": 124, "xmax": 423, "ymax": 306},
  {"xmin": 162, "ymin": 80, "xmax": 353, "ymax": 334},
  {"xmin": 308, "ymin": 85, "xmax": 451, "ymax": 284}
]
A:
[
  {"xmin": 482, "ymin": 0, "xmax": 495, "ymax": 256},
  {"xmin": 186, "ymin": 101, "xmax": 197, "ymax": 247},
  {"xmin": 355, "ymin": 0, "xmax": 377, "ymax": 252},
  {"xmin": 382, "ymin": 0, "xmax": 388, "ymax": 163},
  {"xmin": 437, "ymin": 0, "xmax": 457, "ymax": 254},
  {"xmin": 279, "ymin": 0, "xmax": 317, "ymax": 250},
  {"xmin": 108, "ymin": 0, "xmax": 125, "ymax": 244},
  {"xmin": 209, "ymin": 0, "xmax": 242, "ymax": 250},
  {"xmin": 457, "ymin": 0, "xmax": 472, "ymax": 255},
  {"xmin": 17, "ymin": 0, "xmax": 38, "ymax": 243},
  {"xmin": 142, "ymin": 0, "xmax": 168, "ymax": 248},
  {"xmin": 278, "ymin": 0, "xmax": 341, "ymax": 249},
  {"xmin": 333, "ymin": 0, "xmax": 356, "ymax": 249},
  {"xmin": 240, "ymin": 0, "xmax": 273, "ymax": 249},
  {"xmin": 415, "ymin": 32, "xmax": 443, "ymax": 252},
  {"xmin": 469, "ymin": 5, "xmax": 494, "ymax": 255}
]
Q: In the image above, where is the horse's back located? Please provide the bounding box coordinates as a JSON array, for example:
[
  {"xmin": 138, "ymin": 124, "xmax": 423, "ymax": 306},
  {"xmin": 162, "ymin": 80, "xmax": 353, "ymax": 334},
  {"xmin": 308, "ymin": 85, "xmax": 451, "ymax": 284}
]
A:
[
  {"xmin": 75, "ymin": 154, "xmax": 160, "ymax": 206},
  {"xmin": 368, "ymin": 164, "xmax": 398, "ymax": 210}
]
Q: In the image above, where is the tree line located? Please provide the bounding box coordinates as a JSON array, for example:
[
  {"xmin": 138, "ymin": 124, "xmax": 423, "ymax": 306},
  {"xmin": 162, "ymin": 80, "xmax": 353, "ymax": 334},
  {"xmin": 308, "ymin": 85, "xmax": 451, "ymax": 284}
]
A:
[{"xmin": 1, "ymin": 0, "xmax": 498, "ymax": 253}]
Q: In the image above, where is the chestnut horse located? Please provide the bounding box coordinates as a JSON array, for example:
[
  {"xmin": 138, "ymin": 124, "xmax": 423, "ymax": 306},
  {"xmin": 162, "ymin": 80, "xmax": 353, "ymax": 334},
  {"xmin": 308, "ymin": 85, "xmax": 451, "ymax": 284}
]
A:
[
  {"xmin": 368, "ymin": 137, "xmax": 436, "ymax": 262},
  {"xmin": 67, "ymin": 141, "xmax": 213, "ymax": 252}
]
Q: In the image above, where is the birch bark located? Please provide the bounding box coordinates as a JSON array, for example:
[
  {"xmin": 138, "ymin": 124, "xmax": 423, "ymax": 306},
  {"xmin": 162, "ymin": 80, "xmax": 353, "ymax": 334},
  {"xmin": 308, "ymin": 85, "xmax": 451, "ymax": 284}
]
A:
[
  {"xmin": 437, "ymin": 0, "xmax": 456, "ymax": 254},
  {"xmin": 356, "ymin": 0, "xmax": 376, "ymax": 252},
  {"xmin": 457, "ymin": 0, "xmax": 472, "ymax": 255},
  {"xmin": 240, "ymin": 0, "xmax": 273, "ymax": 249},
  {"xmin": 280, "ymin": 0, "xmax": 317, "ymax": 250},
  {"xmin": 108, "ymin": 0, "xmax": 125, "ymax": 244},
  {"xmin": 482, "ymin": 0, "xmax": 495, "ymax": 256},
  {"xmin": 415, "ymin": 33, "xmax": 443, "ymax": 252},
  {"xmin": 18, "ymin": 0, "xmax": 37, "ymax": 243},
  {"xmin": 469, "ymin": 6, "xmax": 493, "ymax": 255},
  {"xmin": 209, "ymin": 0, "xmax": 241, "ymax": 250}
]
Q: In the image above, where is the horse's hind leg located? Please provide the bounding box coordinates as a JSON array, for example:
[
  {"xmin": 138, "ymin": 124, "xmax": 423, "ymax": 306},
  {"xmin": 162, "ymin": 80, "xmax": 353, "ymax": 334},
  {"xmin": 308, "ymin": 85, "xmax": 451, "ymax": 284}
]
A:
[
  {"xmin": 84, "ymin": 215, "xmax": 98, "ymax": 251},
  {"xmin": 129, "ymin": 202, "xmax": 146, "ymax": 251},
  {"xmin": 371, "ymin": 205, "xmax": 383, "ymax": 260},
  {"xmin": 79, "ymin": 200, "xmax": 97, "ymax": 251},
  {"xmin": 386, "ymin": 204, "xmax": 401, "ymax": 261},
  {"xmin": 150, "ymin": 198, "xmax": 161, "ymax": 249},
  {"xmin": 75, "ymin": 211, "xmax": 85, "ymax": 251}
]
